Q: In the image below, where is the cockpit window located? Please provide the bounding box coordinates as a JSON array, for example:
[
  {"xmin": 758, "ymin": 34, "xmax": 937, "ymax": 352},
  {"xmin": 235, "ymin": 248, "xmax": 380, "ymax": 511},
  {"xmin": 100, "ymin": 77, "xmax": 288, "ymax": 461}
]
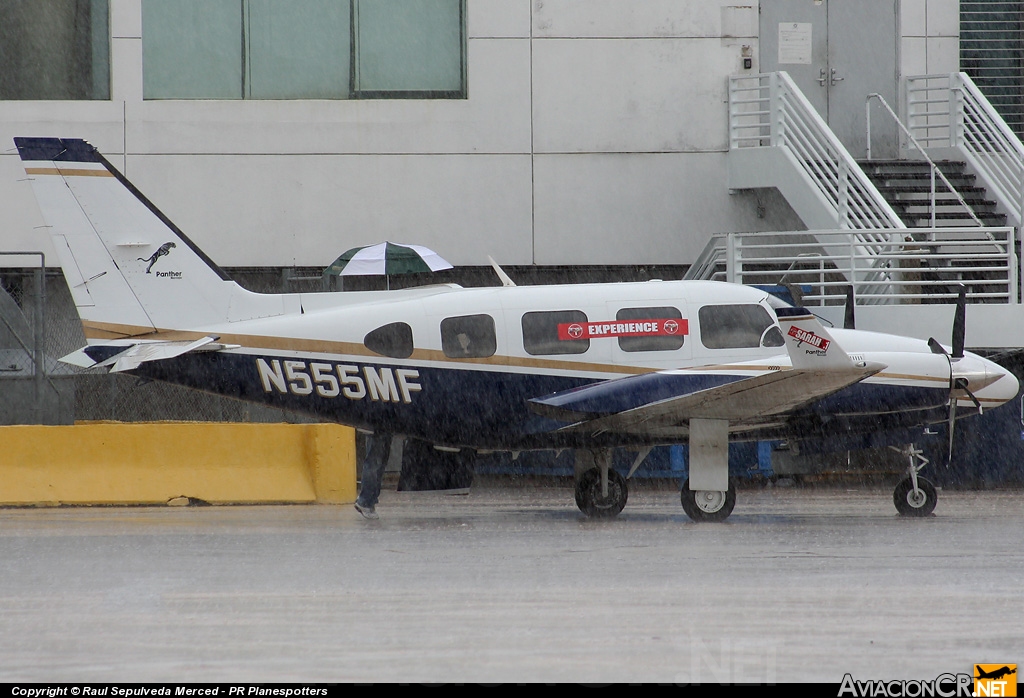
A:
[
  {"xmin": 522, "ymin": 310, "xmax": 590, "ymax": 355},
  {"xmin": 760, "ymin": 326, "xmax": 785, "ymax": 348},
  {"xmin": 699, "ymin": 304, "xmax": 778, "ymax": 349},
  {"xmin": 364, "ymin": 322, "xmax": 414, "ymax": 358},
  {"xmin": 441, "ymin": 314, "xmax": 497, "ymax": 358}
]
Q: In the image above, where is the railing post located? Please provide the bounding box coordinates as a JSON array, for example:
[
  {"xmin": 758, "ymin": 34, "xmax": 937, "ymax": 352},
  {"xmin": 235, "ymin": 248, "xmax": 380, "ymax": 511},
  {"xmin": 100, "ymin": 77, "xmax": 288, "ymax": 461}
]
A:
[
  {"xmin": 770, "ymin": 73, "xmax": 784, "ymax": 146},
  {"xmin": 930, "ymin": 165, "xmax": 937, "ymax": 228},
  {"xmin": 726, "ymin": 233, "xmax": 738, "ymax": 284},
  {"xmin": 951, "ymin": 73, "xmax": 964, "ymax": 149},
  {"xmin": 866, "ymin": 97, "xmax": 872, "ymax": 160}
]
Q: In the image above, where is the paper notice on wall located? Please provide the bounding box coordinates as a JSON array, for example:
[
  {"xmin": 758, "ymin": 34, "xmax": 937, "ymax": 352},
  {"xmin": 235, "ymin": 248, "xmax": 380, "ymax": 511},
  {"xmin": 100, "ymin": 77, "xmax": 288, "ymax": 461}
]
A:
[{"xmin": 778, "ymin": 23, "xmax": 812, "ymax": 64}]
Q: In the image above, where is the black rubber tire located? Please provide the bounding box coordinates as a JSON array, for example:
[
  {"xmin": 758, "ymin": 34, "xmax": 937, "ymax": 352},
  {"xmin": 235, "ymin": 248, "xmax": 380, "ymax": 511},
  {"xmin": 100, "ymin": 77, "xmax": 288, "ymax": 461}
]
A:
[
  {"xmin": 893, "ymin": 476, "xmax": 937, "ymax": 517},
  {"xmin": 574, "ymin": 467, "xmax": 628, "ymax": 518},
  {"xmin": 680, "ymin": 478, "xmax": 736, "ymax": 522}
]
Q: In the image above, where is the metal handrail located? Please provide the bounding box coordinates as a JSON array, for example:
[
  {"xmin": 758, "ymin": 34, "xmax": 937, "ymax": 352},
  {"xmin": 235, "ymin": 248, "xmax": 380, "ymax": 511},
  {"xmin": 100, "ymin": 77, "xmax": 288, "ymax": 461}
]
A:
[
  {"xmin": 906, "ymin": 72, "xmax": 1024, "ymax": 227},
  {"xmin": 687, "ymin": 228, "xmax": 1017, "ymax": 306},
  {"xmin": 866, "ymin": 92, "xmax": 985, "ymax": 229},
  {"xmin": 729, "ymin": 72, "xmax": 905, "ymax": 231}
]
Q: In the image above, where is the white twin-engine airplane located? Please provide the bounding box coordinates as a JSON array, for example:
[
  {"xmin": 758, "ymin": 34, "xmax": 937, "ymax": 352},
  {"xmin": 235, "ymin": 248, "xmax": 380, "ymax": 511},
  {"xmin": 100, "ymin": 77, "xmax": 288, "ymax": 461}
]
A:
[{"xmin": 15, "ymin": 137, "xmax": 1019, "ymax": 521}]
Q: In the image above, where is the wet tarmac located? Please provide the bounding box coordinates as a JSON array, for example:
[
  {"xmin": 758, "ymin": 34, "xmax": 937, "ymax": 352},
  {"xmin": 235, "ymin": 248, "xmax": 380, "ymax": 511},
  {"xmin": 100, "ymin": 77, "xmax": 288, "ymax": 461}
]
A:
[{"xmin": 0, "ymin": 480, "xmax": 1021, "ymax": 683}]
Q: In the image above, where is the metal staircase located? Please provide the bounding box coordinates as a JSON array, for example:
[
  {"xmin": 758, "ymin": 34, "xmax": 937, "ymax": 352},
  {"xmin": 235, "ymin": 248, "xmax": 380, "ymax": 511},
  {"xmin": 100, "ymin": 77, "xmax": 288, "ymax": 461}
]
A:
[
  {"xmin": 859, "ymin": 160, "xmax": 1007, "ymax": 229},
  {"xmin": 713, "ymin": 72, "xmax": 1022, "ymax": 315}
]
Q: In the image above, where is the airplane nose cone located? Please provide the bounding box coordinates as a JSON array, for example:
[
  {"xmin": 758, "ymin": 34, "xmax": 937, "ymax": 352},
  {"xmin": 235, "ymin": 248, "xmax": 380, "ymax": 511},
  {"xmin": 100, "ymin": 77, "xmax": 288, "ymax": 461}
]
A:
[{"xmin": 960, "ymin": 356, "xmax": 1020, "ymax": 407}]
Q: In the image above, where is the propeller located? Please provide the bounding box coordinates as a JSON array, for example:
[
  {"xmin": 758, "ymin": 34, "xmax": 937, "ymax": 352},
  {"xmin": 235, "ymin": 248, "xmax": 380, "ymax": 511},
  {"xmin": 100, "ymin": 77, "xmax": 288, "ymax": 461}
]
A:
[{"xmin": 926, "ymin": 286, "xmax": 982, "ymax": 466}]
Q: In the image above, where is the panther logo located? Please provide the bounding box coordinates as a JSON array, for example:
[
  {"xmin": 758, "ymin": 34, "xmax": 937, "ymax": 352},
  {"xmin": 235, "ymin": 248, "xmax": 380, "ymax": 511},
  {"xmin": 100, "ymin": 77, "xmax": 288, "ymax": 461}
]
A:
[{"xmin": 138, "ymin": 242, "xmax": 176, "ymax": 273}]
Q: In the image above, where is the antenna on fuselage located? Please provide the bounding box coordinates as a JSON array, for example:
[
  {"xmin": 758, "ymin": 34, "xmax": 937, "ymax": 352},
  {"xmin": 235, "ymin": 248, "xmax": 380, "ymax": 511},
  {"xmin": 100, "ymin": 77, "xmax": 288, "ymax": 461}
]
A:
[{"xmin": 488, "ymin": 256, "xmax": 516, "ymax": 287}]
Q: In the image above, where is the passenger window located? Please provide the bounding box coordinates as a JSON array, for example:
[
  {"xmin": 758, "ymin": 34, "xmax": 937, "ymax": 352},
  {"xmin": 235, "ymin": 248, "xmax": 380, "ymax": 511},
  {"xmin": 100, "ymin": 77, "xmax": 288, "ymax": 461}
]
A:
[
  {"xmin": 364, "ymin": 322, "xmax": 414, "ymax": 358},
  {"xmin": 699, "ymin": 304, "xmax": 777, "ymax": 349},
  {"xmin": 441, "ymin": 314, "xmax": 497, "ymax": 358},
  {"xmin": 616, "ymin": 306, "xmax": 685, "ymax": 352},
  {"xmin": 522, "ymin": 310, "xmax": 589, "ymax": 355}
]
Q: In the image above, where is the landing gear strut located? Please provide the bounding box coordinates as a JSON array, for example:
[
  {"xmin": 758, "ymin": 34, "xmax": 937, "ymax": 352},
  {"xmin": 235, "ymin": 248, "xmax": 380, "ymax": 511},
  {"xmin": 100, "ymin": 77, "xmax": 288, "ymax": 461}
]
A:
[
  {"xmin": 890, "ymin": 445, "xmax": 938, "ymax": 517},
  {"xmin": 574, "ymin": 450, "xmax": 628, "ymax": 518}
]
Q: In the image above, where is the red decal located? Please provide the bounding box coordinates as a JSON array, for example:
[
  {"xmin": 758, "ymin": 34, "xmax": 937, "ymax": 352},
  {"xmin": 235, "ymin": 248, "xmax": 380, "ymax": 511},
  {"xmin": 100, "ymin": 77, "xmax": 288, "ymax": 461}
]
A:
[
  {"xmin": 787, "ymin": 325, "xmax": 831, "ymax": 351},
  {"xmin": 557, "ymin": 319, "xmax": 689, "ymax": 341}
]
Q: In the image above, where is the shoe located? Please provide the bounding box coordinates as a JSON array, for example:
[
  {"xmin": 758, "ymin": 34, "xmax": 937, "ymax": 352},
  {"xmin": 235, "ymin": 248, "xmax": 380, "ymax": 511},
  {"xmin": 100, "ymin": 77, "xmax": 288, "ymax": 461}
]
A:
[{"xmin": 354, "ymin": 502, "xmax": 379, "ymax": 520}]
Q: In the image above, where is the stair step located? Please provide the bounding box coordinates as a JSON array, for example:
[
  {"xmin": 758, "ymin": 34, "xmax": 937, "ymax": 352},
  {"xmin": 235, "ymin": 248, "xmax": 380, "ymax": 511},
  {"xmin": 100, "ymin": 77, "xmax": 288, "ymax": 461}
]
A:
[
  {"xmin": 867, "ymin": 172, "xmax": 977, "ymax": 184},
  {"xmin": 858, "ymin": 159, "xmax": 967, "ymax": 174},
  {"xmin": 879, "ymin": 185, "xmax": 988, "ymax": 195},
  {"xmin": 892, "ymin": 199, "xmax": 998, "ymax": 210},
  {"xmin": 905, "ymin": 213, "xmax": 1007, "ymax": 227}
]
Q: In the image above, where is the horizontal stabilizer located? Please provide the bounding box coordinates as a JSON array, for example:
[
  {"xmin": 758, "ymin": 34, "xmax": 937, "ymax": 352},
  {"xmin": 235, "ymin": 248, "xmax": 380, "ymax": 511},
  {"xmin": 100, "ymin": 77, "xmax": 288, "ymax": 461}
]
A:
[{"xmin": 62, "ymin": 336, "xmax": 235, "ymax": 373}]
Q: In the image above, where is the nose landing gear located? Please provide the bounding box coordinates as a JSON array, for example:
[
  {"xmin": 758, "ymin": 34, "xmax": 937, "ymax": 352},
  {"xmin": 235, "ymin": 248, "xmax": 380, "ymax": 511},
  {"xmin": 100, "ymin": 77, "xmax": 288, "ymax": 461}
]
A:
[{"xmin": 890, "ymin": 445, "xmax": 938, "ymax": 517}]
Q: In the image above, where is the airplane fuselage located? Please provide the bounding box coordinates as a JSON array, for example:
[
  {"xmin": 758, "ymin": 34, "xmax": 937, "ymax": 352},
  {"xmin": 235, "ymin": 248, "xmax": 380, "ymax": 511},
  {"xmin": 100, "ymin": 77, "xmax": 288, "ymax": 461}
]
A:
[{"xmin": 97, "ymin": 280, "xmax": 1013, "ymax": 452}]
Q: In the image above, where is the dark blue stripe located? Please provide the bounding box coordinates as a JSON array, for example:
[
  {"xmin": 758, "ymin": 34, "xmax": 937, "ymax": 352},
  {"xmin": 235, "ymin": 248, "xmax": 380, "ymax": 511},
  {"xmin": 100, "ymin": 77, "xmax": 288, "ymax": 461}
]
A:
[
  {"xmin": 15, "ymin": 137, "xmax": 100, "ymax": 163},
  {"xmin": 121, "ymin": 349, "xmax": 954, "ymax": 451},
  {"xmin": 773, "ymin": 306, "xmax": 813, "ymax": 318}
]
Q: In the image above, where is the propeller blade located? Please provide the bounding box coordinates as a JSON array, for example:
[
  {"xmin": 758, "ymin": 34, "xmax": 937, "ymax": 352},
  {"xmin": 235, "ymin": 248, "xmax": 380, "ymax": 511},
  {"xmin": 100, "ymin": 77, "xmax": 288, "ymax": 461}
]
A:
[
  {"xmin": 928, "ymin": 337, "xmax": 947, "ymax": 355},
  {"xmin": 946, "ymin": 397, "xmax": 957, "ymax": 468},
  {"xmin": 953, "ymin": 376, "xmax": 984, "ymax": 414},
  {"xmin": 844, "ymin": 285, "xmax": 856, "ymax": 330},
  {"xmin": 952, "ymin": 285, "xmax": 966, "ymax": 359}
]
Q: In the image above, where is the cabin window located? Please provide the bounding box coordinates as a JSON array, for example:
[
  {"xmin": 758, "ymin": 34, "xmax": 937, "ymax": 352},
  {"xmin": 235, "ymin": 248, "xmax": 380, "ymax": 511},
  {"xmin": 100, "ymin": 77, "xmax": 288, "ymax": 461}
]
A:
[
  {"xmin": 761, "ymin": 326, "xmax": 785, "ymax": 348},
  {"xmin": 441, "ymin": 314, "xmax": 496, "ymax": 359},
  {"xmin": 699, "ymin": 304, "xmax": 778, "ymax": 349},
  {"xmin": 364, "ymin": 322, "xmax": 414, "ymax": 359},
  {"xmin": 522, "ymin": 310, "xmax": 590, "ymax": 356},
  {"xmin": 615, "ymin": 306, "xmax": 685, "ymax": 352}
]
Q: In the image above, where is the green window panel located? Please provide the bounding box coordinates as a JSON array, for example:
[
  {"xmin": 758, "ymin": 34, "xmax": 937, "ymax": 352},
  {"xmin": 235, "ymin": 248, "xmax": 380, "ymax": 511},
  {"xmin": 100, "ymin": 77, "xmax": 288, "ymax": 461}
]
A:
[{"xmin": 142, "ymin": 0, "xmax": 464, "ymax": 100}]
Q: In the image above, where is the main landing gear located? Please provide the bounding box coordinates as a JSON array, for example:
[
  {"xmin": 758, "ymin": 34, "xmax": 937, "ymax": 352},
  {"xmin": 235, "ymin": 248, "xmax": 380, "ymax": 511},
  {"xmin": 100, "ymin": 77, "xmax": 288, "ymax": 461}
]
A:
[
  {"xmin": 680, "ymin": 479, "xmax": 736, "ymax": 522},
  {"xmin": 574, "ymin": 450, "xmax": 628, "ymax": 518},
  {"xmin": 890, "ymin": 445, "xmax": 938, "ymax": 517}
]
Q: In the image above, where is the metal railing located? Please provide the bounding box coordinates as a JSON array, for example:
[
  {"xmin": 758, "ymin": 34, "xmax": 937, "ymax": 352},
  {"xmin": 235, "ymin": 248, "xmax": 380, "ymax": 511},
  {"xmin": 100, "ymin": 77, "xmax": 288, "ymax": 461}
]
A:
[
  {"xmin": 906, "ymin": 72, "xmax": 1024, "ymax": 227},
  {"xmin": 866, "ymin": 92, "xmax": 985, "ymax": 228},
  {"xmin": 684, "ymin": 233, "xmax": 729, "ymax": 282},
  {"xmin": 686, "ymin": 228, "xmax": 1018, "ymax": 306},
  {"xmin": 729, "ymin": 72, "xmax": 905, "ymax": 232}
]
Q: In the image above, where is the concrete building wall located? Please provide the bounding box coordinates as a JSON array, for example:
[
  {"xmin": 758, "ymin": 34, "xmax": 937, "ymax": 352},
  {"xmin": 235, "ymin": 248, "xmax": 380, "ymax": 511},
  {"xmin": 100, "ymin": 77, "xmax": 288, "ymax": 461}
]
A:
[{"xmin": 0, "ymin": 0, "xmax": 953, "ymax": 270}]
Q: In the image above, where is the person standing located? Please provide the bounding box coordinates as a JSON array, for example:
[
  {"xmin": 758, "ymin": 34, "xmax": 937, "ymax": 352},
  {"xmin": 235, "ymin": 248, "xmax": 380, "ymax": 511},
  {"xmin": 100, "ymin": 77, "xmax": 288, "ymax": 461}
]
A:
[{"xmin": 354, "ymin": 431, "xmax": 392, "ymax": 520}]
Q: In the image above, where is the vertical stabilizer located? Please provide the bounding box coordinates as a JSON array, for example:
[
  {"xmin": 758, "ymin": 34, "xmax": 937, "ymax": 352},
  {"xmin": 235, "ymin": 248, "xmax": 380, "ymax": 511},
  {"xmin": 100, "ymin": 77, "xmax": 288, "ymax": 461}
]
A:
[{"xmin": 16, "ymin": 137, "xmax": 275, "ymax": 339}]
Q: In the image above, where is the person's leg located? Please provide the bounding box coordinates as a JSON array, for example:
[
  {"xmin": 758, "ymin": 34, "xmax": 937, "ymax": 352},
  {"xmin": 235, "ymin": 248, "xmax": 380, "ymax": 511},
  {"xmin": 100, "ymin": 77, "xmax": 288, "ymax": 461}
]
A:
[{"xmin": 355, "ymin": 432, "xmax": 392, "ymax": 518}]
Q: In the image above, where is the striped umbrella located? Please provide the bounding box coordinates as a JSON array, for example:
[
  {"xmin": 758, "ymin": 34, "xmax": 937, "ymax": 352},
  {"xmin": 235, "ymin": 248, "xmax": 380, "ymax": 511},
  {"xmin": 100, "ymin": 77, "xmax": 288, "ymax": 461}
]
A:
[{"xmin": 324, "ymin": 241, "xmax": 453, "ymax": 289}]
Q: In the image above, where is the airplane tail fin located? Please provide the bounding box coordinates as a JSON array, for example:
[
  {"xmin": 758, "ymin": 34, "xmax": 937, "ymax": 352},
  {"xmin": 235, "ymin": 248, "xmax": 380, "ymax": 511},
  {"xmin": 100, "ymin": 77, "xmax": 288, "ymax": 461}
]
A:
[{"xmin": 16, "ymin": 137, "xmax": 278, "ymax": 340}]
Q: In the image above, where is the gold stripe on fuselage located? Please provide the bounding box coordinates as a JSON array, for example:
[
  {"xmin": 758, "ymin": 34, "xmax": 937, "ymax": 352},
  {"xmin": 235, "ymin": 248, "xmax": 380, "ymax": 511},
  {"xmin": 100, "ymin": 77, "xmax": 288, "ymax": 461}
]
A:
[
  {"xmin": 82, "ymin": 321, "xmax": 968, "ymax": 386},
  {"xmin": 25, "ymin": 167, "xmax": 114, "ymax": 178},
  {"xmin": 82, "ymin": 321, "xmax": 653, "ymax": 376}
]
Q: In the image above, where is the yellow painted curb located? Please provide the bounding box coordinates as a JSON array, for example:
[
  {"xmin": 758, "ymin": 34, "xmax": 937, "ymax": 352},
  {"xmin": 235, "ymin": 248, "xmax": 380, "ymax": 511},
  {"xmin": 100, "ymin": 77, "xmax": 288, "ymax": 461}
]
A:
[{"xmin": 0, "ymin": 422, "xmax": 356, "ymax": 506}]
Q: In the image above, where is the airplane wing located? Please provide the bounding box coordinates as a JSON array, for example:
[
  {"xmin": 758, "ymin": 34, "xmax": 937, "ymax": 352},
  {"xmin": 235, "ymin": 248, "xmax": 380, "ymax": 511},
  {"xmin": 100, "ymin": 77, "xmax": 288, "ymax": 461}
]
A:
[
  {"xmin": 529, "ymin": 307, "xmax": 886, "ymax": 437},
  {"xmin": 61, "ymin": 336, "xmax": 238, "ymax": 373}
]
